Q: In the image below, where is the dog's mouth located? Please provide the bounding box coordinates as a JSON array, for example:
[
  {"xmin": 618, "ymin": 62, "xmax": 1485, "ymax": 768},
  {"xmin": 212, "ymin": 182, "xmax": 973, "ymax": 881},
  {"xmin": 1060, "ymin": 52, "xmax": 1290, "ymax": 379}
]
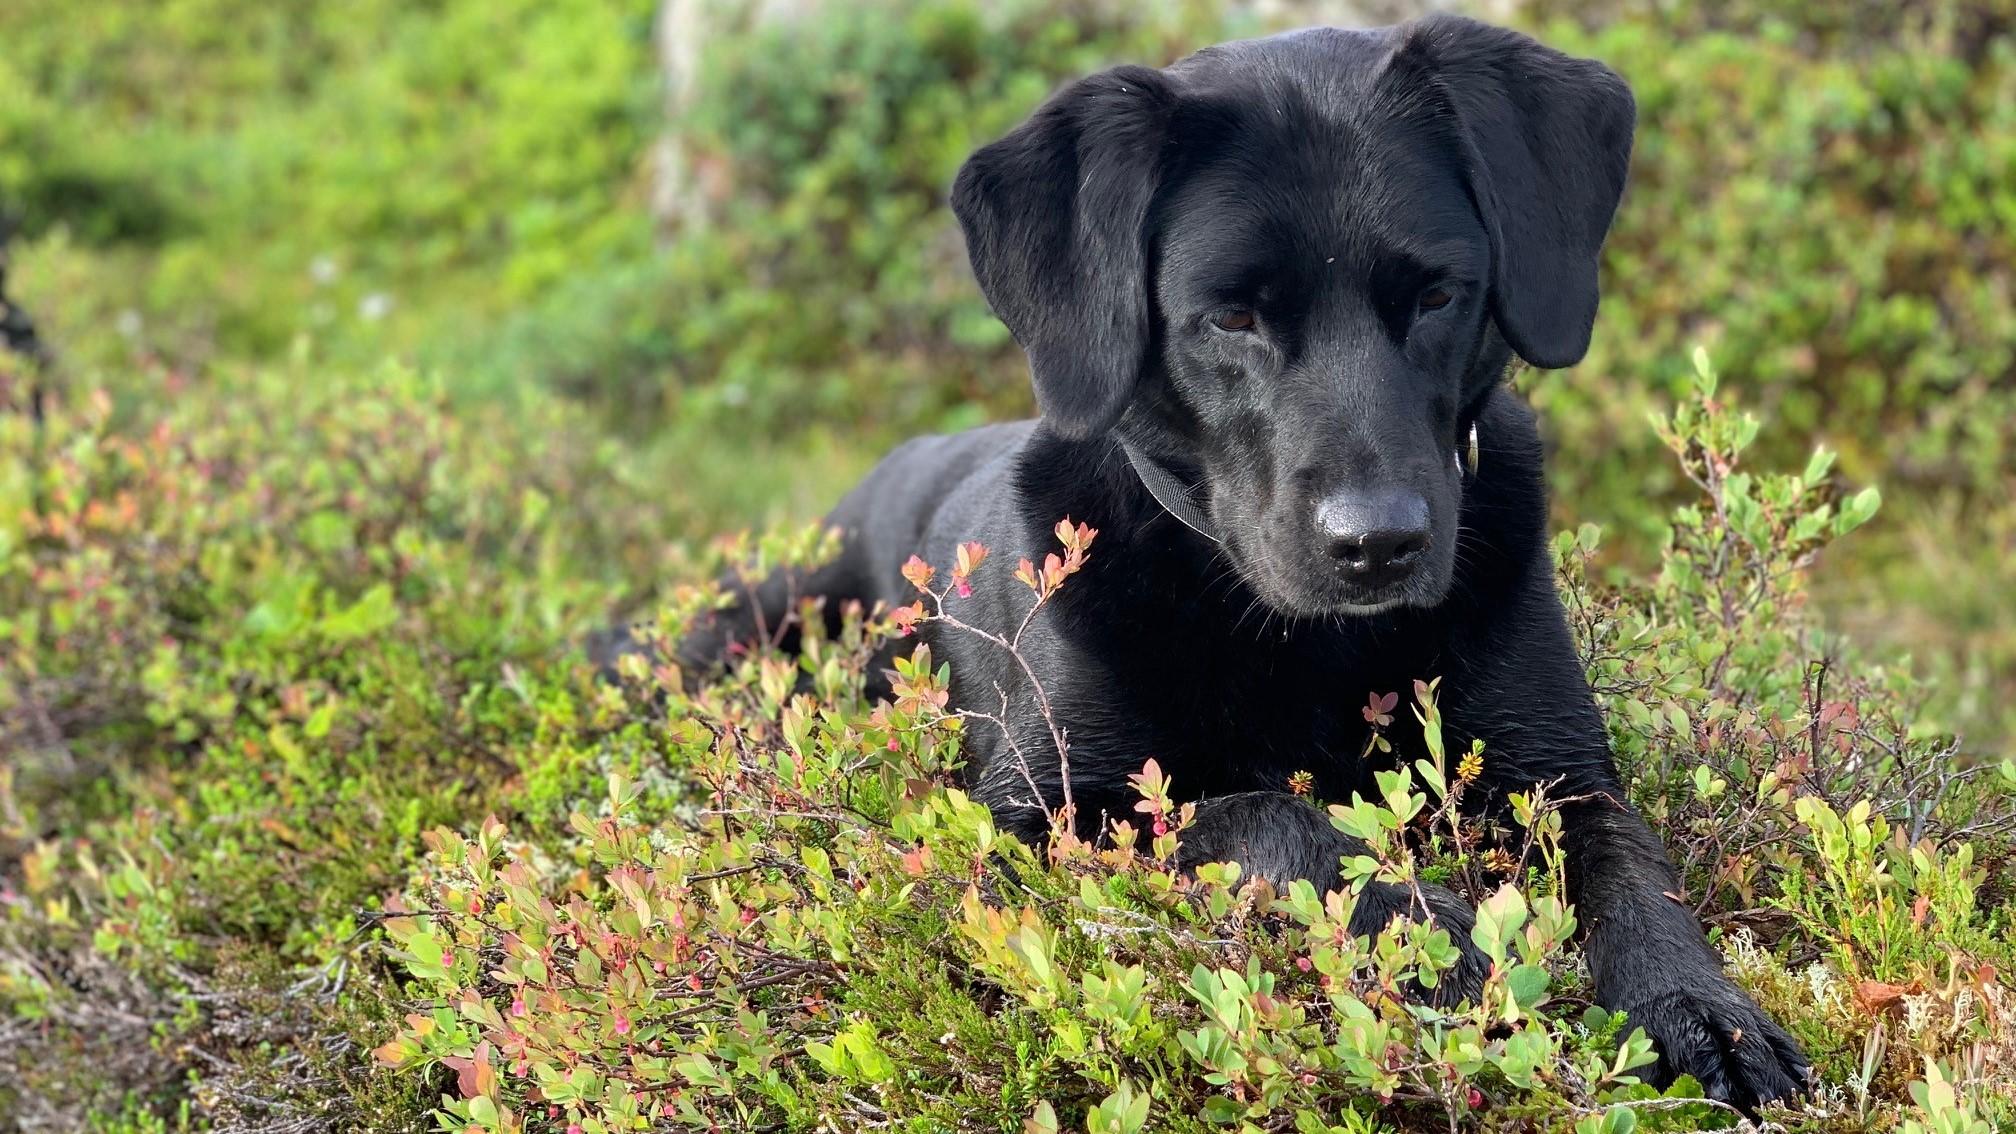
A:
[{"xmin": 1220, "ymin": 534, "xmax": 1431, "ymax": 620}]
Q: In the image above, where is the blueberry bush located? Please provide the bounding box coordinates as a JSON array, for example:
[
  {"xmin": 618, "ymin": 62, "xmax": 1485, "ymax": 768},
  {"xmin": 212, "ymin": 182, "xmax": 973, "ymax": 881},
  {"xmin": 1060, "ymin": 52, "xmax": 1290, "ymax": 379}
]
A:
[{"xmin": 3, "ymin": 0, "xmax": 2014, "ymax": 1130}]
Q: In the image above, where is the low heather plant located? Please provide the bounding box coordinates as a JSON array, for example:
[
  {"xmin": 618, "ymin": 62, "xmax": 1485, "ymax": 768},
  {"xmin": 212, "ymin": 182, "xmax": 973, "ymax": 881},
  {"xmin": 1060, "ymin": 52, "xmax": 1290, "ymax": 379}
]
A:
[{"xmin": 369, "ymin": 358, "xmax": 2012, "ymax": 1131}]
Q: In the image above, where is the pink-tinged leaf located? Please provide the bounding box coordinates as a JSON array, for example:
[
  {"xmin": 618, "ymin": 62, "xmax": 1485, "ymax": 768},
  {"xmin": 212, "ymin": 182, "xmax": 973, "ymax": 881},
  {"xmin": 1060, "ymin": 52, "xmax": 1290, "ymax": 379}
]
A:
[
  {"xmin": 888, "ymin": 602, "xmax": 924, "ymax": 636},
  {"xmin": 954, "ymin": 540, "xmax": 989, "ymax": 578},
  {"xmin": 444, "ymin": 1046, "xmax": 497, "ymax": 1099},
  {"xmin": 1014, "ymin": 558, "xmax": 1039, "ymax": 591},
  {"xmin": 900, "ymin": 555, "xmax": 936, "ymax": 592}
]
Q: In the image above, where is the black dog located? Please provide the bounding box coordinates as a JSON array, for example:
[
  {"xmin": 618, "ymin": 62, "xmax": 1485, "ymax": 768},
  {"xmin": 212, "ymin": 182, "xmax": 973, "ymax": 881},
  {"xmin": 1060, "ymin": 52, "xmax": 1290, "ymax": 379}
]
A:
[{"xmin": 673, "ymin": 15, "xmax": 1807, "ymax": 1109}]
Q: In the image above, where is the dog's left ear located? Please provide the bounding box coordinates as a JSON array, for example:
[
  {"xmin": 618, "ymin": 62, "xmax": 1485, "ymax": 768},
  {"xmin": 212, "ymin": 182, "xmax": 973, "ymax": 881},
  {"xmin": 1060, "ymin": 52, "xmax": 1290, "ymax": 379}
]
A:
[
  {"xmin": 1387, "ymin": 16, "xmax": 1635, "ymax": 370},
  {"xmin": 951, "ymin": 66, "xmax": 1178, "ymax": 439}
]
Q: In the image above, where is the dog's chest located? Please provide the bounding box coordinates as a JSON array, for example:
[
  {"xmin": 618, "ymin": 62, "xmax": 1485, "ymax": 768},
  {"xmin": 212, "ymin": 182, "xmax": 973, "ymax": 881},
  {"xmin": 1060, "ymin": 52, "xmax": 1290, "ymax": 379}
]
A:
[{"xmin": 1048, "ymin": 606, "xmax": 1441, "ymax": 802}]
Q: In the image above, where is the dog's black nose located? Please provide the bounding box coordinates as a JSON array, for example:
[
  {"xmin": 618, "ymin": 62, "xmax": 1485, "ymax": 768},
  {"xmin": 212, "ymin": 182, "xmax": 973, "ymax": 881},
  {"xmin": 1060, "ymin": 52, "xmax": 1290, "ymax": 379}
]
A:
[{"xmin": 1316, "ymin": 489, "xmax": 1429, "ymax": 583}]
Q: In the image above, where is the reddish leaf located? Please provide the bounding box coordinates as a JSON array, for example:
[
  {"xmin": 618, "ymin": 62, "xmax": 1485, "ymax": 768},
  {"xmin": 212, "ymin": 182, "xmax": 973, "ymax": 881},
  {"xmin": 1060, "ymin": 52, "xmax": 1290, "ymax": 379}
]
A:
[{"xmin": 1853, "ymin": 980, "xmax": 1912, "ymax": 1015}]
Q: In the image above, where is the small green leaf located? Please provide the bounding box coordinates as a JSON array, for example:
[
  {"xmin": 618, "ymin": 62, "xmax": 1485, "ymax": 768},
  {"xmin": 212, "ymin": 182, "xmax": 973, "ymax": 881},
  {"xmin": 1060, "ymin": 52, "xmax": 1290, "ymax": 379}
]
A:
[{"xmin": 302, "ymin": 698, "xmax": 338, "ymax": 737}]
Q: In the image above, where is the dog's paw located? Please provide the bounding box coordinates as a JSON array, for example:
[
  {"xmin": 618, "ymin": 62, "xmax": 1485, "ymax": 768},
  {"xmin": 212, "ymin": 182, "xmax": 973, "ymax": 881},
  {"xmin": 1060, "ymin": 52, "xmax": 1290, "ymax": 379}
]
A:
[
  {"xmin": 1347, "ymin": 881, "xmax": 1489, "ymax": 1008},
  {"xmin": 1621, "ymin": 979, "xmax": 1809, "ymax": 1112}
]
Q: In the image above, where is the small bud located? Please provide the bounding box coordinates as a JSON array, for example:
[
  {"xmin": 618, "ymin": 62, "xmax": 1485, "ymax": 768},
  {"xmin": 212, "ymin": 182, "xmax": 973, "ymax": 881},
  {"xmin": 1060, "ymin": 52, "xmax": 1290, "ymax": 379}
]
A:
[
  {"xmin": 889, "ymin": 602, "xmax": 923, "ymax": 636},
  {"xmin": 1457, "ymin": 751, "xmax": 1484, "ymax": 783}
]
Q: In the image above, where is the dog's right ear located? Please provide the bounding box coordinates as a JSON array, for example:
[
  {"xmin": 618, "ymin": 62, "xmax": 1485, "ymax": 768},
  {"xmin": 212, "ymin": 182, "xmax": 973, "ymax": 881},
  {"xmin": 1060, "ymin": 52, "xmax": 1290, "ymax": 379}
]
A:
[
  {"xmin": 1385, "ymin": 16, "xmax": 1634, "ymax": 371},
  {"xmin": 952, "ymin": 66, "xmax": 1177, "ymax": 440}
]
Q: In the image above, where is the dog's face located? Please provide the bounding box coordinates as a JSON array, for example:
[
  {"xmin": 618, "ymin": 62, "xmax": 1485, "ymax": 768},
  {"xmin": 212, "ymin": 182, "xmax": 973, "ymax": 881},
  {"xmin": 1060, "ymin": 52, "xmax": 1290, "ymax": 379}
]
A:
[
  {"xmin": 954, "ymin": 17, "xmax": 1634, "ymax": 617},
  {"xmin": 1149, "ymin": 65, "xmax": 1498, "ymax": 615}
]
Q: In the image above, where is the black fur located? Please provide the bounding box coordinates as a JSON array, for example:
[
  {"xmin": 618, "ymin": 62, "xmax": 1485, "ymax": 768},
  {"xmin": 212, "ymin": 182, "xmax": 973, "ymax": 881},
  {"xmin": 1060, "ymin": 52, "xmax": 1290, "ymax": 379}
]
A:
[
  {"xmin": 0, "ymin": 218, "xmax": 50, "ymax": 371},
  {"xmin": 0, "ymin": 217, "xmax": 51, "ymax": 424},
  {"xmin": 673, "ymin": 15, "xmax": 1807, "ymax": 1110}
]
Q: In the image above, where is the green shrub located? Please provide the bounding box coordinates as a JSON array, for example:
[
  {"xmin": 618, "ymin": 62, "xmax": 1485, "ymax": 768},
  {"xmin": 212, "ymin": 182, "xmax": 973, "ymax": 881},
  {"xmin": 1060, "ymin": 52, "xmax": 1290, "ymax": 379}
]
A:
[
  {"xmin": 0, "ymin": 359, "xmax": 674, "ymax": 1125},
  {"xmin": 363, "ymin": 364, "xmax": 2011, "ymax": 1132},
  {"xmin": 1529, "ymin": 6, "xmax": 2016, "ymax": 748},
  {"xmin": 0, "ymin": 0, "xmax": 661, "ymax": 370}
]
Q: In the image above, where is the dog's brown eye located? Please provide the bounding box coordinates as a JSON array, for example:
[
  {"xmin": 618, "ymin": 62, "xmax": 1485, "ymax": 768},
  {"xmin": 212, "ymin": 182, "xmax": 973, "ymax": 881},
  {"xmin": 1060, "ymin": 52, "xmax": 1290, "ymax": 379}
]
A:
[
  {"xmin": 1213, "ymin": 309, "xmax": 1257, "ymax": 332},
  {"xmin": 1418, "ymin": 287, "xmax": 1453, "ymax": 312}
]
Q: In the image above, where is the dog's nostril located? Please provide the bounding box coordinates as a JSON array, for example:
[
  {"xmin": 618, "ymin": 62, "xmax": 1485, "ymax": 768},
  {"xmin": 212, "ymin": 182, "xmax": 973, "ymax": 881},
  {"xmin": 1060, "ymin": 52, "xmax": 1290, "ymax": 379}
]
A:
[
  {"xmin": 1315, "ymin": 490, "xmax": 1431, "ymax": 579},
  {"xmin": 1325, "ymin": 530, "xmax": 1426, "ymax": 571}
]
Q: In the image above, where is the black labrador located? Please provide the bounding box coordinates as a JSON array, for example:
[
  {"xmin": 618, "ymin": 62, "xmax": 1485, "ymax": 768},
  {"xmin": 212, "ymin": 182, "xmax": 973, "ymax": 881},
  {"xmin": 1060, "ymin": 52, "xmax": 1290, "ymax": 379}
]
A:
[{"xmin": 671, "ymin": 15, "xmax": 1808, "ymax": 1109}]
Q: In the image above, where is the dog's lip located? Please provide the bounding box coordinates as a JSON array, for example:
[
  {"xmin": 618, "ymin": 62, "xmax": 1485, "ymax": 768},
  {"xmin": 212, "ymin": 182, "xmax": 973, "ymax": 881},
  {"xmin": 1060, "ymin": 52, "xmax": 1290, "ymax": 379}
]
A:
[
  {"xmin": 1305, "ymin": 569, "xmax": 1413, "ymax": 615},
  {"xmin": 1263, "ymin": 569, "xmax": 1411, "ymax": 617},
  {"xmin": 1222, "ymin": 533, "xmax": 1423, "ymax": 618}
]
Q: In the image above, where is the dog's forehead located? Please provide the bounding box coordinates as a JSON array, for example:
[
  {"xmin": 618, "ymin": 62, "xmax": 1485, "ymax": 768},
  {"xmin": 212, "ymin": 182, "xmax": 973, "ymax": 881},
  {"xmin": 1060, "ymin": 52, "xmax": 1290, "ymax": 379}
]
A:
[
  {"xmin": 1164, "ymin": 25, "xmax": 1448, "ymax": 196},
  {"xmin": 1170, "ymin": 25, "xmax": 1401, "ymax": 117},
  {"xmin": 1157, "ymin": 28, "xmax": 1469, "ymax": 266}
]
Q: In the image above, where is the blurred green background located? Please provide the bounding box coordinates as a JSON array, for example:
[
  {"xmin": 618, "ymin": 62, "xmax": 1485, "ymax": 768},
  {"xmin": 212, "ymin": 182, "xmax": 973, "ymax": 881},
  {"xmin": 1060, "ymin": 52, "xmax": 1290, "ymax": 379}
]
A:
[{"xmin": 4, "ymin": 0, "xmax": 2010, "ymax": 752}]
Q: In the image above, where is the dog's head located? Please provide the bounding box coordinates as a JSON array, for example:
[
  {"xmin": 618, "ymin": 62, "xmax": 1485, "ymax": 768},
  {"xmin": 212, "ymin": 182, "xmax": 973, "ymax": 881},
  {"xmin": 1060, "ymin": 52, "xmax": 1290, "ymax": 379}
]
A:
[{"xmin": 953, "ymin": 16, "xmax": 1633, "ymax": 617}]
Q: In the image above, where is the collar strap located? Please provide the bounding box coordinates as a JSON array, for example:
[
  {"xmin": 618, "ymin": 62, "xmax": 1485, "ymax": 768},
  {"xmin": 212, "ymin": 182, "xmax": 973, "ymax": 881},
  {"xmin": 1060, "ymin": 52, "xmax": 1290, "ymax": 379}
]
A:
[{"xmin": 1118, "ymin": 437, "xmax": 1221, "ymax": 543}]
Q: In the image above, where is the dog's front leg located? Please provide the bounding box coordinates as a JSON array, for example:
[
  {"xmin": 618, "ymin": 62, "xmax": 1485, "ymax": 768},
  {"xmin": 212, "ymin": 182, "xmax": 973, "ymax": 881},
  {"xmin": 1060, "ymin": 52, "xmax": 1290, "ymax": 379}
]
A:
[
  {"xmin": 1559, "ymin": 796, "xmax": 1809, "ymax": 1109},
  {"xmin": 1446, "ymin": 587, "xmax": 1809, "ymax": 1110}
]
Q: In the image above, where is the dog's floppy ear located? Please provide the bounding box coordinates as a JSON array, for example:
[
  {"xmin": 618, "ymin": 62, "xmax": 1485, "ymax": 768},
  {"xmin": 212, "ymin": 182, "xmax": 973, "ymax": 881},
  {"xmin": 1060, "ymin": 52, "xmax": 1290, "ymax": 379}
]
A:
[
  {"xmin": 1389, "ymin": 16, "xmax": 1635, "ymax": 369},
  {"xmin": 952, "ymin": 66, "xmax": 1177, "ymax": 439}
]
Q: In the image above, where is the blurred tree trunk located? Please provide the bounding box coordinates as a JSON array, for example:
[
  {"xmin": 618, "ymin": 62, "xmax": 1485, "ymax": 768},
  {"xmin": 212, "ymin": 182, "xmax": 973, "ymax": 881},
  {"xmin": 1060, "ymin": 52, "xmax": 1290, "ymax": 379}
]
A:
[
  {"xmin": 645, "ymin": 0, "xmax": 1519, "ymax": 241},
  {"xmin": 652, "ymin": 0, "xmax": 823, "ymax": 242}
]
